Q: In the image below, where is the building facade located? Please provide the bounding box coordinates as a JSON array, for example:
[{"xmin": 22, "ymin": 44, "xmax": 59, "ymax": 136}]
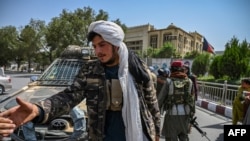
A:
[
  {"xmin": 125, "ymin": 23, "xmax": 204, "ymax": 58},
  {"xmin": 124, "ymin": 24, "xmax": 155, "ymax": 55}
]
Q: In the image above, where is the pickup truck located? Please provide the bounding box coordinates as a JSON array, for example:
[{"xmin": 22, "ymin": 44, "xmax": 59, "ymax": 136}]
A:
[
  {"xmin": 0, "ymin": 67, "xmax": 12, "ymax": 94},
  {"xmin": 0, "ymin": 45, "xmax": 94, "ymax": 141}
]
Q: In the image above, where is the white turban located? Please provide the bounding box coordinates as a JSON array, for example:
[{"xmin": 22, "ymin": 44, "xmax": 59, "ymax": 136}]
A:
[
  {"xmin": 88, "ymin": 20, "xmax": 124, "ymax": 47},
  {"xmin": 88, "ymin": 20, "xmax": 145, "ymax": 141}
]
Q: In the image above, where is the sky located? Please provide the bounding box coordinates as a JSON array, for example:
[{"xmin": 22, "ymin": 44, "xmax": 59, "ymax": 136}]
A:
[{"xmin": 0, "ymin": 0, "xmax": 249, "ymax": 51}]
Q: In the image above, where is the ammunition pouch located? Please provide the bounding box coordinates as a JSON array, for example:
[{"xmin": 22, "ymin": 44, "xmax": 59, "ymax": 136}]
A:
[{"xmin": 106, "ymin": 79, "xmax": 123, "ymax": 111}]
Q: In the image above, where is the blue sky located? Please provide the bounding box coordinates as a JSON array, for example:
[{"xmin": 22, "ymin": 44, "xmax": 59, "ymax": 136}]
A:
[{"xmin": 0, "ymin": 0, "xmax": 249, "ymax": 51}]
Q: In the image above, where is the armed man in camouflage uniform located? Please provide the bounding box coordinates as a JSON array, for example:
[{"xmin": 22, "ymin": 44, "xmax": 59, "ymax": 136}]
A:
[
  {"xmin": 158, "ymin": 60, "xmax": 195, "ymax": 141},
  {"xmin": 0, "ymin": 20, "xmax": 161, "ymax": 141}
]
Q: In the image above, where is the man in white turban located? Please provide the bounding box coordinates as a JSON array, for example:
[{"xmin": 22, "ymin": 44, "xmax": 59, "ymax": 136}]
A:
[{"xmin": 0, "ymin": 20, "xmax": 161, "ymax": 141}]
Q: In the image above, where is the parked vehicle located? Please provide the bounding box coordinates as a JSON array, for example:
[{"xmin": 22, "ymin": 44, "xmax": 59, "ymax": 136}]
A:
[
  {"xmin": 0, "ymin": 45, "xmax": 95, "ymax": 140},
  {"xmin": 0, "ymin": 67, "xmax": 12, "ymax": 94},
  {"xmin": 28, "ymin": 67, "xmax": 35, "ymax": 73}
]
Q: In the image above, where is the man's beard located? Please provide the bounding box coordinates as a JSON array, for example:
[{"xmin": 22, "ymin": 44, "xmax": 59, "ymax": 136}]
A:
[
  {"xmin": 103, "ymin": 53, "xmax": 118, "ymax": 65},
  {"xmin": 102, "ymin": 46, "xmax": 119, "ymax": 66}
]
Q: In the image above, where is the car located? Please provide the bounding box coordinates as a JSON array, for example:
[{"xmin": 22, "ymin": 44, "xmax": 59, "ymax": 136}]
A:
[
  {"xmin": 0, "ymin": 45, "xmax": 95, "ymax": 141},
  {"xmin": 0, "ymin": 67, "xmax": 12, "ymax": 94},
  {"xmin": 28, "ymin": 67, "xmax": 35, "ymax": 73}
]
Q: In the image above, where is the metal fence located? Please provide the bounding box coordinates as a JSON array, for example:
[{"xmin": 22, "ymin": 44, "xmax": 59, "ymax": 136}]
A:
[{"xmin": 197, "ymin": 81, "xmax": 239, "ymax": 107}]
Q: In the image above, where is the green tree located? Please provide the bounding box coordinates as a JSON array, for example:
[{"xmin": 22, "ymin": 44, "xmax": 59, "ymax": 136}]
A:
[
  {"xmin": 154, "ymin": 42, "xmax": 174, "ymax": 58},
  {"xmin": 0, "ymin": 26, "xmax": 19, "ymax": 67},
  {"xmin": 220, "ymin": 36, "xmax": 248, "ymax": 80},
  {"xmin": 209, "ymin": 55, "xmax": 223, "ymax": 79},
  {"xmin": 45, "ymin": 6, "xmax": 121, "ymax": 62},
  {"xmin": 34, "ymin": 51, "xmax": 50, "ymax": 71},
  {"xmin": 239, "ymin": 39, "xmax": 250, "ymax": 77},
  {"xmin": 184, "ymin": 50, "xmax": 200, "ymax": 59},
  {"xmin": 18, "ymin": 19, "xmax": 46, "ymax": 72},
  {"xmin": 192, "ymin": 53, "xmax": 211, "ymax": 76},
  {"xmin": 145, "ymin": 47, "xmax": 154, "ymax": 58}
]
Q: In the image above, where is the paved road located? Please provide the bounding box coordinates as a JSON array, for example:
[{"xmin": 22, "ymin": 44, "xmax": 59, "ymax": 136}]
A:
[
  {"xmin": 159, "ymin": 106, "xmax": 230, "ymax": 141},
  {"xmin": 1, "ymin": 73, "xmax": 231, "ymax": 141}
]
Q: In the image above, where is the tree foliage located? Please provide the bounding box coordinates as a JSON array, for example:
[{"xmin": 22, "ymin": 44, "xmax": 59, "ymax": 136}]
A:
[
  {"xmin": 184, "ymin": 50, "xmax": 200, "ymax": 59},
  {"xmin": 45, "ymin": 6, "xmax": 126, "ymax": 62},
  {"xmin": 155, "ymin": 42, "xmax": 174, "ymax": 58},
  {"xmin": 192, "ymin": 53, "xmax": 211, "ymax": 76},
  {"xmin": 220, "ymin": 36, "xmax": 249, "ymax": 80},
  {"xmin": 0, "ymin": 6, "xmax": 127, "ymax": 70},
  {"xmin": 209, "ymin": 55, "xmax": 223, "ymax": 79},
  {"xmin": 208, "ymin": 36, "xmax": 250, "ymax": 80},
  {"xmin": 45, "ymin": 7, "xmax": 102, "ymax": 62},
  {"xmin": 146, "ymin": 42, "xmax": 175, "ymax": 58},
  {"xmin": 0, "ymin": 26, "xmax": 19, "ymax": 67},
  {"xmin": 19, "ymin": 19, "xmax": 46, "ymax": 71}
]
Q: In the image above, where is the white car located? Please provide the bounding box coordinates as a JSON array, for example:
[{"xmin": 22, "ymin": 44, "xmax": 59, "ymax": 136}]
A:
[{"xmin": 0, "ymin": 67, "xmax": 12, "ymax": 94}]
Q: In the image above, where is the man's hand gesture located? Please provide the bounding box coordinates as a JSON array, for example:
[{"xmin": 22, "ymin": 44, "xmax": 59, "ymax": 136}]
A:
[{"xmin": 0, "ymin": 97, "xmax": 40, "ymax": 128}]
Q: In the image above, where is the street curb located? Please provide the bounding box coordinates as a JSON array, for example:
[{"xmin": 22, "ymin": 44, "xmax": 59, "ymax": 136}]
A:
[{"xmin": 196, "ymin": 98, "xmax": 232, "ymax": 119}]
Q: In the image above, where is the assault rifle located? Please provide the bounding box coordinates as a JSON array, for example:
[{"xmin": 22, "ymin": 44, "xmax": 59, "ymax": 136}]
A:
[{"xmin": 190, "ymin": 116, "xmax": 211, "ymax": 141}]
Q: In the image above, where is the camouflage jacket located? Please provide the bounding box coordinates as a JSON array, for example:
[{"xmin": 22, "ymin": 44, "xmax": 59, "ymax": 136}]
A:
[{"xmin": 36, "ymin": 60, "xmax": 161, "ymax": 141}]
